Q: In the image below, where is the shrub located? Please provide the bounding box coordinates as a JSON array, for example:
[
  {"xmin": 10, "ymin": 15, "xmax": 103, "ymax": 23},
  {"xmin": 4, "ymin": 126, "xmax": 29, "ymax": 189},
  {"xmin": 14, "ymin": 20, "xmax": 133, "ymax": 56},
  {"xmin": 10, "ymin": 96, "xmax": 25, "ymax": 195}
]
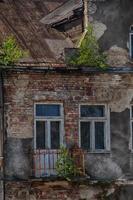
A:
[
  {"xmin": 69, "ymin": 24, "xmax": 107, "ymax": 69},
  {"xmin": 56, "ymin": 146, "xmax": 79, "ymax": 180},
  {"xmin": 0, "ymin": 36, "xmax": 27, "ymax": 66}
]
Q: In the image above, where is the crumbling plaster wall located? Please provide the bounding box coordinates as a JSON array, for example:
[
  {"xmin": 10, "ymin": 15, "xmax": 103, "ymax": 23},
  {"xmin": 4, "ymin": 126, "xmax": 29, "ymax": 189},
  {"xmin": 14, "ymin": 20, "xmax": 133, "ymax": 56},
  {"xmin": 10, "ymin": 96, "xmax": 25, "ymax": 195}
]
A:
[
  {"xmin": 89, "ymin": 0, "xmax": 133, "ymax": 66},
  {"xmin": 4, "ymin": 72, "xmax": 133, "ymax": 179},
  {"xmin": 54, "ymin": 0, "xmax": 132, "ymax": 66}
]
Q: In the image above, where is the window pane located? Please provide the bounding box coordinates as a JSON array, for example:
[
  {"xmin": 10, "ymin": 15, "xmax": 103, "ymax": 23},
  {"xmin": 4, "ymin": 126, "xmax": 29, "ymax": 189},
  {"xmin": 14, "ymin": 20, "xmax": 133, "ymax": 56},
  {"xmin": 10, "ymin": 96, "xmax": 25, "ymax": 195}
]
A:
[
  {"xmin": 132, "ymin": 106, "xmax": 133, "ymax": 118},
  {"xmin": 132, "ymin": 122, "xmax": 133, "ymax": 149},
  {"xmin": 95, "ymin": 122, "xmax": 105, "ymax": 150},
  {"xmin": 36, "ymin": 121, "xmax": 45, "ymax": 149},
  {"xmin": 131, "ymin": 34, "xmax": 133, "ymax": 58},
  {"xmin": 81, "ymin": 105, "xmax": 105, "ymax": 117},
  {"xmin": 36, "ymin": 104, "xmax": 60, "ymax": 117},
  {"xmin": 80, "ymin": 122, "xmax": 90, "ymax": 150},
  {"xmin": 51, "ymin": 121, "xmax": 60, "ymax": 149}
]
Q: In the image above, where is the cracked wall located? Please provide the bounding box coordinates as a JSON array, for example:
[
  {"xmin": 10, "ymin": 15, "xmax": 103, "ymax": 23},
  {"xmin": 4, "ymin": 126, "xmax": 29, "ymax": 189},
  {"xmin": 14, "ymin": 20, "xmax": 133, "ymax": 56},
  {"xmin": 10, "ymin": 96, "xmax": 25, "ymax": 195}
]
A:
[
  {"xmin": 55, "ymin": 0, "xmax": 133, "ymax": 66},
  {"xmin": 89, "ymin": 0, "xmax": 133, "ymax": 66}
]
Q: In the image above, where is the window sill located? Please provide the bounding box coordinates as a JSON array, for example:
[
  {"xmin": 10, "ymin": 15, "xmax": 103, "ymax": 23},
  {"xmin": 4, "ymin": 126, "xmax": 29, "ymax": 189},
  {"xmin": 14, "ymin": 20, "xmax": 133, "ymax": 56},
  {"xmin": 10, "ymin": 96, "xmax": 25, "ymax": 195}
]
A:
[{"xmin": 84, "ymin": 150, "xmax": 111, "ymax": 154}]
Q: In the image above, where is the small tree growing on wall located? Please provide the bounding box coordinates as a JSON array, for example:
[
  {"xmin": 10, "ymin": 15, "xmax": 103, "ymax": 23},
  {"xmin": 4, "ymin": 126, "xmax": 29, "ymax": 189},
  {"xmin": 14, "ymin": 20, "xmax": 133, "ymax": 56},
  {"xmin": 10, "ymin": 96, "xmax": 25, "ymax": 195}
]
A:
[
  {"xmin": 69, "ymin": 24, "xmax": 107, "ymax": 69},
  {"xmin": 0, "ymin": 36, "xmax": 27, "ymax": 66},
  {"xmin": 56, "ymin": 146, "xmax": 79, "ymax": 181}
]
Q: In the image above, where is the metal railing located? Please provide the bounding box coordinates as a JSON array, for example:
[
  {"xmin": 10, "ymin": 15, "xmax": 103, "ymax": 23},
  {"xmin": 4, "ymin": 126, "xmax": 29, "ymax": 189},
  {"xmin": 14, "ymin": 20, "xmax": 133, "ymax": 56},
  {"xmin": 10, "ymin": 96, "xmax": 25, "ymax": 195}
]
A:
[
  {"xmin": 33, "ymin": 149, "xmax": 60, "ymax": 178},
  {"xmin": 33, "ymin": 148, "xmax": 85, "ymax": 178}
]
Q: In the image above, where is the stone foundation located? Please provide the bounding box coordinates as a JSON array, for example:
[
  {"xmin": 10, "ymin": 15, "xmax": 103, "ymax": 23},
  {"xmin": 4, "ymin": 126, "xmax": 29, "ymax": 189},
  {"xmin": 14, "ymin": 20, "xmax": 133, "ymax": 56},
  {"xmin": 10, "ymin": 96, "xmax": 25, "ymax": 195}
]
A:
[{"xmin": 5, "ymin": 180, "xmax": 133, "ymax": 200}]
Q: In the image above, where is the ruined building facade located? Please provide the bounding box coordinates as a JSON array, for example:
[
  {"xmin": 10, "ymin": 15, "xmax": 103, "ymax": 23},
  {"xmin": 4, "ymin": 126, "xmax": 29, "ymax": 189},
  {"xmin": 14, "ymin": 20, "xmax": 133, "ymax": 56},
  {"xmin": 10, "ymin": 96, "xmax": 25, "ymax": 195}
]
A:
[{"xmin": 0, "ymin": 0, "xmax": 133, "ymax": 199}]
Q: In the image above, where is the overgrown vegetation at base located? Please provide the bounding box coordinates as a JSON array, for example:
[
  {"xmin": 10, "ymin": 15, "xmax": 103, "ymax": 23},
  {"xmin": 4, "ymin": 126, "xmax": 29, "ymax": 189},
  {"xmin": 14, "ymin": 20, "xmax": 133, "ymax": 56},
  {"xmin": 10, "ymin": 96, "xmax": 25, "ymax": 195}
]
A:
[
  {"xmin": 0, "ymin": 36, "xmax": 27, "ymax": 66},
  {"xmin": 69, "ymin": 24, "xmax": 107, "ymax": 69},
  {"xmin": 56, "ymin": 146, "xmax": 79, "ymax": 181}
]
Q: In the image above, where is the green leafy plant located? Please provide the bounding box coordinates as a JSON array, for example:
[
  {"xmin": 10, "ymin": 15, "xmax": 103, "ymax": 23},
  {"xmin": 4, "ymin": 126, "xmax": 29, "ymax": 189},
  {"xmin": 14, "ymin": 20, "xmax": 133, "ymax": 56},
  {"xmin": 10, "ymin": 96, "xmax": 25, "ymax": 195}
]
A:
[
  {"xmin": 56, "ymin": 146, "xmax": 79, "ymax": 180},
  {"xmin": 0, "ymin": 36, "xmax": 27, "ymax": 66},
  {"xmin": 69, "ymin": 24, "xmax": 107, "ymax": 69}
]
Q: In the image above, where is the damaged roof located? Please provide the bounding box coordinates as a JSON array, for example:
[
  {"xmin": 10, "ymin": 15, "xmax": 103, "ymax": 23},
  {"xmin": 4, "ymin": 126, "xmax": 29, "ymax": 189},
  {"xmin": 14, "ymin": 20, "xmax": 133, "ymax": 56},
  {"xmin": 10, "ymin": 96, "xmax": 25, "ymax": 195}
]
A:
[
  {"xmin": 0, "ymin": 0, "xmax": 76, "ymax": 63},
  {"xmin": 41, "ymin": 0, "xmax": 83, "ymax": 26}
]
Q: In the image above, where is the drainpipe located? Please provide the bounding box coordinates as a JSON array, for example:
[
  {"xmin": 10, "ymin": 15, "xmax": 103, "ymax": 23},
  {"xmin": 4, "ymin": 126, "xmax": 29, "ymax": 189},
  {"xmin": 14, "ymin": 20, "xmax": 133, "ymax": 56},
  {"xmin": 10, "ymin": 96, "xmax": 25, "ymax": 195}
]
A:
[
  {"xmin": 77, "ymin": 0, "xmax": 89, "ymax": 47},
  {"xmin": 83, "ymin": 0, "xmax": 89, "ymax": 31}
]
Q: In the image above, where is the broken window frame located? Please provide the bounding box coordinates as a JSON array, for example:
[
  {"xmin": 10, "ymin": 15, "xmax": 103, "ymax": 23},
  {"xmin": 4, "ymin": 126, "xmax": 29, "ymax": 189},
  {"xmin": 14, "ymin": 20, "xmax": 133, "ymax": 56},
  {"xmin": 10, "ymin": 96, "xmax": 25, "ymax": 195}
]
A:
[
  {"xmin": 34, "ymin": 103, "xmax": 64, "ymax": 150},
  {"xmin": 79, "ymin": 104, "xmax": 110, "ymax": 152}
]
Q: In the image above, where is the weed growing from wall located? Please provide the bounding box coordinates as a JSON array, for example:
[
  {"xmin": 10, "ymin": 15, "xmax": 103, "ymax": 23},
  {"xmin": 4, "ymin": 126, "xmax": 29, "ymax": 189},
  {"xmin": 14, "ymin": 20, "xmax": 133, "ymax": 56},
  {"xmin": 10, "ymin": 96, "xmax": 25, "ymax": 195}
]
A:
[
  {"xmin": 69, "ymin": 24, "xmax": 107, "ymax": 69},
  {"xmin": 56, "ymin": 146, "xmax": 79, "ymax": 181},
  {"xmin": 0, "ymin": 36, "xmax": 27, "ymax": 66}
]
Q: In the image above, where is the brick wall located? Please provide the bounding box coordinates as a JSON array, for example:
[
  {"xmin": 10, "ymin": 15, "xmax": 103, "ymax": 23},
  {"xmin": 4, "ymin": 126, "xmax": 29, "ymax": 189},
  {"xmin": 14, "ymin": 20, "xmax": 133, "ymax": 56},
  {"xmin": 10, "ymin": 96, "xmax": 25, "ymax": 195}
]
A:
[
  {"xmin": 4, "ymin": 71, "xmax": 133, "ymax": 179},
  {"xmin": 4, "ymin": 72, "xmax": 96, "ymax": 142},
  {"xmin": 5, "ymin": 180, "xmax": 133, "ymax": 200},
  {"xmin": 4, "ymin": 71, "xmax": 133, "ymax": 140}
]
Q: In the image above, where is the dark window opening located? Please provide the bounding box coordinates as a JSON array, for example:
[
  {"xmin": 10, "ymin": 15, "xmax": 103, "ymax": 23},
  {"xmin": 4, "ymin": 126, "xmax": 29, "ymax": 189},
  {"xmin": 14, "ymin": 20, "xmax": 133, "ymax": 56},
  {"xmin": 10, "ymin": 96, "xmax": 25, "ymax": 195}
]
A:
[
  {"xmin": 36, "ymin": 121, "xmax": 45, "ymax": 149},
  {"xmin": 81, "ymin": 105, "xmax": 105, "ymax": 118},
  {"xmin": 51, "ymin": 121, "xmax": 60, "ymax": 149},
  {"xmin": 95, "ymin": 122, "xmax": 105, "ymax": 150},
  {"xmin": 36, "ymin": 104, "xmax": 60, "ymax": 117},
  {"xmin": 80, "ymin": 122, "xmax": 90, "ymax": 150}
]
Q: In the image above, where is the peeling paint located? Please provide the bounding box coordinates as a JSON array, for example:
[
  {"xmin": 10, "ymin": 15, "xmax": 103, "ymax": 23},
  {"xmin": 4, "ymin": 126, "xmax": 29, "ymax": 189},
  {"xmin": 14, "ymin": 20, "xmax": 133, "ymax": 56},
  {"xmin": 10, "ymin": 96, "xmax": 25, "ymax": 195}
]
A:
[
  {"xmin": 110, "ymin": 88, "xmax": 133, "ymax": 112},
  {"xmin": 107, "ymin": 45, "xmax": 129, "ymax": 67}
]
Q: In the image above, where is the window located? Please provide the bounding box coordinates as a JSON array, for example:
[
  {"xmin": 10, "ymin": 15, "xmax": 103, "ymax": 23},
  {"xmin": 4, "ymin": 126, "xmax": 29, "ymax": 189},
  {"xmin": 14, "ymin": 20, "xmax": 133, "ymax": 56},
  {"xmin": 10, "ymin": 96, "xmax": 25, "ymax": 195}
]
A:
[
  {"xmin": 79, "ymin": 105, "xmax": 110, "ymax": 152},
  {"xmin": 34, "ymin": 103, "xmax": 64, "ymax": 149},
  {"xmin": 129, "ymin": 25, "xmax": 133, "ymax": 58}
]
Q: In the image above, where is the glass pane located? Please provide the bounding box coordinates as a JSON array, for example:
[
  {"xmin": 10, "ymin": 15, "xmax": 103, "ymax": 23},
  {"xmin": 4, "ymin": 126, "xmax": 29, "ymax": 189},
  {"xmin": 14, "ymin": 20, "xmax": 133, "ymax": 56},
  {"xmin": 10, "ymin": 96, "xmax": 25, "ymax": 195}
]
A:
[
  {"xmin": 81, "ymin": 105, "xmax": 105, "ymax": 117},
  {"xmin": 80, "ymin": 122, "xmax": 90, "ymax": 150},
  {"xmin": 95, "ymin": 122, "xmax": 105, "ymax": 150},
  {"xmin": 51, "ymin": 121, "xmax": 60, "ymax": 149},
  {"xmin": 132, "ymin": 122, "xmax": 133, "ymax": 149},
  {"xmin": 36, "ymin": 104, "xmax": 60, "ymax": 117},
  {"xmin": 36, "ymin": 121, "xmax": 45, "ymax": 149},
  {"xmin": 132, "ymin": 106, "xmax": 133, "ymax": 118},
  {"xmin": 131, "ymin": 34, "xmax": 133, "ymax": 58}
]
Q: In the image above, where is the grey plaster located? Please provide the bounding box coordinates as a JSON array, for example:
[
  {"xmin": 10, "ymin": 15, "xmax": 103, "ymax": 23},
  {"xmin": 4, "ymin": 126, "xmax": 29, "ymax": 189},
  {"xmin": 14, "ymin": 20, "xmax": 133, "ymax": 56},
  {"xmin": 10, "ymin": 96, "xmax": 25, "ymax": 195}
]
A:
[
  {"xmin": 92, "ymin": 0, "xmax": 133, "ymax": 51},
  {"xmin": 111, "ymin": 109, "xmax": 130, "ymax": 175},
  {"xmin": 5, "ymin": 138, "xmax": 33, "ymax": 179},
  {"xmin": 85, "ymin": 109, "xmax": 132, "ymax": 180}
]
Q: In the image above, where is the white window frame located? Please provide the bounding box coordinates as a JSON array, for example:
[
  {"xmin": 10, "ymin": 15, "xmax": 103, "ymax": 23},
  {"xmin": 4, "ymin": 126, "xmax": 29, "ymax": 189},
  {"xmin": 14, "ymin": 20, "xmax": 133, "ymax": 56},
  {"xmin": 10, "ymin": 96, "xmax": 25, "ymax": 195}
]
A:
[
  {"xmin": 130, "ymin": 105, "xmax": 133, "ymax": 151},
  {"xmin": 34, "ymin": 103, "xmax": 64, "ymax": 150},
  {"xmin": 79, "ymin": 104, "xmax": 110, "ymax": 153},
  {"xmin": 129, "ymin": 32, "xmax": 133, "ymax": 58}
]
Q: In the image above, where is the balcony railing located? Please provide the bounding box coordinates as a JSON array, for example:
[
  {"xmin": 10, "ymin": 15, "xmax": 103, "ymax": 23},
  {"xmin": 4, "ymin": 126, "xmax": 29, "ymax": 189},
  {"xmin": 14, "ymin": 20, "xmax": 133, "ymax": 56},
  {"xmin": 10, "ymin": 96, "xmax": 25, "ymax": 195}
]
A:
[{"xmin": 33, "ymin": 148, "xmax": 85, "ymax": 178}]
